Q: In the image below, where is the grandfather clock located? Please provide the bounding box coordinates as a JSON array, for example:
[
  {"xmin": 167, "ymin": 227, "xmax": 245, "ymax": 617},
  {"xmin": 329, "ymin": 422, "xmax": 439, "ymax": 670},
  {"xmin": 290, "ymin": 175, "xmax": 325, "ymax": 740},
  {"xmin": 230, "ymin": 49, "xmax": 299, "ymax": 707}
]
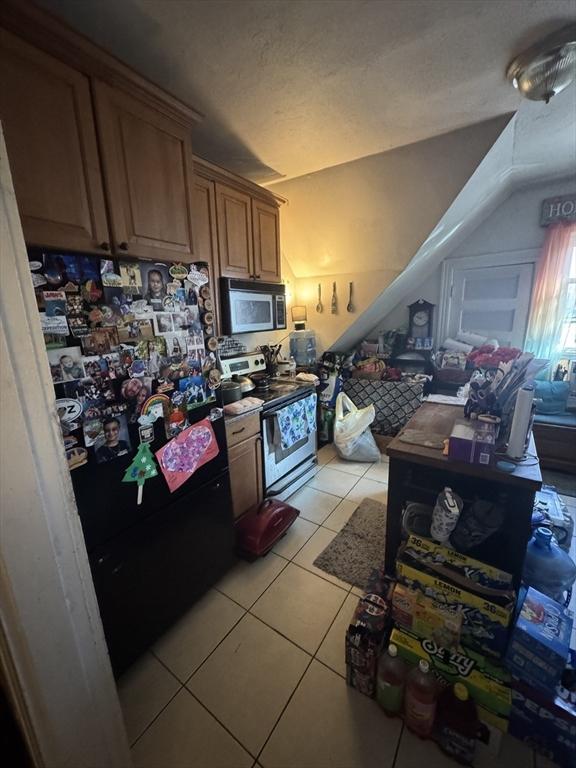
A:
[{"xmin": 408, "ymin": 299, "xmax": 434, "ymax": 340}]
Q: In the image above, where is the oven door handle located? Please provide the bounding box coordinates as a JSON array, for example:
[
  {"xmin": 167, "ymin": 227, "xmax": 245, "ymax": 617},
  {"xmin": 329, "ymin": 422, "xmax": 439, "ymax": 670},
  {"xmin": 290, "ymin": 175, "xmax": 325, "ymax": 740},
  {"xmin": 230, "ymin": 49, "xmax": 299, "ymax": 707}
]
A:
[
  {"xmin": 262, "ymin": 399, "xmax": 317, "ymax": 419},
  {"xmin": 265, "ymin": 460, "xmax": 318, "ymax": 497}
]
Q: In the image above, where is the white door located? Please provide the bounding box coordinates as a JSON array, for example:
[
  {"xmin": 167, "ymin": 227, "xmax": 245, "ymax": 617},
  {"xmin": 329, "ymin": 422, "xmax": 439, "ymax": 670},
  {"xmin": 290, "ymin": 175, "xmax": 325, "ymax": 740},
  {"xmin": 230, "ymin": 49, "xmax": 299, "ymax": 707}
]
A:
[{"xmin": 446, "ymin": 262, "xmax": 534, "ymax": 347}]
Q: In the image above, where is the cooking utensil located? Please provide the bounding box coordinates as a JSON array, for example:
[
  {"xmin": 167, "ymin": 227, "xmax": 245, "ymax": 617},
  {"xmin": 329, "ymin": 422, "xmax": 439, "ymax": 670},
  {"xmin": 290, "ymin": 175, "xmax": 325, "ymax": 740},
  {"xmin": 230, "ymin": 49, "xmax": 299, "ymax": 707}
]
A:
[
  {"xmin": 331, "ymin": 282, "xmax": 337, "ymax": 314},
  {"xmin": 316, "ymin": 284, "xmax": 323, "ymax": 313},
  {"xmin": 221, "ymin": 380, "xmax": 242, "ymax": 404},
  {"xmin": 232, "ymin": 374, "xmax": 255, "ymax": 393},
  {"xmin": 347, "ymin": 282, "xmax": 354, "ymax": 313},
  {"xmin": 250, "ymin": 372, "xmax": 271, "ymax": 391}
]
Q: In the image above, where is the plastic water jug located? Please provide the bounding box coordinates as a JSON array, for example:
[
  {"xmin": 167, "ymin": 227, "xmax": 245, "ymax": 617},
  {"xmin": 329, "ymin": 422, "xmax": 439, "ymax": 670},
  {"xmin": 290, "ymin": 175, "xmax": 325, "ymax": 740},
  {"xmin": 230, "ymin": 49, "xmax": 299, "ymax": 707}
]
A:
[
  {"xmin": 522, "ymin": 527, "xmax": 576, "ymax": 604},
  {"xmin": 289, "ymin": 329, "xmax": 316, "ymax": 366}
]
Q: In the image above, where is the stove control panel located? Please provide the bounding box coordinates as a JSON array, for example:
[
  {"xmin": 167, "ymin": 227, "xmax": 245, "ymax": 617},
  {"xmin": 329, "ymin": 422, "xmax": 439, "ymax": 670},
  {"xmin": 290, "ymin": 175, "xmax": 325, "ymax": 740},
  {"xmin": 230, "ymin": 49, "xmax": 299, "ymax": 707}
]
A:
[{"xmin": 220, "ymin": 353, "xmax": 266, "ymax": 379}]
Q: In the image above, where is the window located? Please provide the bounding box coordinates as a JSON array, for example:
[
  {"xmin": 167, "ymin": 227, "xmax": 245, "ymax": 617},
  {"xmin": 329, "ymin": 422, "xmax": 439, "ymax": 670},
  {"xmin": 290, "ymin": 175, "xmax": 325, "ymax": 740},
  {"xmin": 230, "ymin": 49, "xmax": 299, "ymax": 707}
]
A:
[{"xmin": 559, "ymin": 240, "xmax": 576, "ymax": 355}]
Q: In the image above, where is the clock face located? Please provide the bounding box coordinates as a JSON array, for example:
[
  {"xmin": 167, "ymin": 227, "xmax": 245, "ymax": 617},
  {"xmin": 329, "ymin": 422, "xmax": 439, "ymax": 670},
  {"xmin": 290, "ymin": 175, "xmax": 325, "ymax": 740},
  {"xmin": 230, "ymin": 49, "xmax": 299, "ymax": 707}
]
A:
[{"xmin": 413, "ymin": 310, "xmax": 429, "ymax": 326}]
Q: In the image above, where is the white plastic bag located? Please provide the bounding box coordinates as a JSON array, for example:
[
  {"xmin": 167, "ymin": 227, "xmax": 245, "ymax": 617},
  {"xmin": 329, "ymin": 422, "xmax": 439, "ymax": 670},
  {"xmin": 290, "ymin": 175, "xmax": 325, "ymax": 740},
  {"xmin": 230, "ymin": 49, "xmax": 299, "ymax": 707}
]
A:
[{"xmin": 333, "ymin": 393, "xmax": 380, "ymax": 462}]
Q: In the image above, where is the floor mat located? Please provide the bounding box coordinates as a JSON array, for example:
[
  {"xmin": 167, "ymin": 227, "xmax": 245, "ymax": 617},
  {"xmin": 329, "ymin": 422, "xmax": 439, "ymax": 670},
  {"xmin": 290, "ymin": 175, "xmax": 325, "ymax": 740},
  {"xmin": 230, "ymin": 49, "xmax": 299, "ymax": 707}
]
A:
[{"xmin": 313, "ymin": 498, "xmax": 386, "ymax": 589}]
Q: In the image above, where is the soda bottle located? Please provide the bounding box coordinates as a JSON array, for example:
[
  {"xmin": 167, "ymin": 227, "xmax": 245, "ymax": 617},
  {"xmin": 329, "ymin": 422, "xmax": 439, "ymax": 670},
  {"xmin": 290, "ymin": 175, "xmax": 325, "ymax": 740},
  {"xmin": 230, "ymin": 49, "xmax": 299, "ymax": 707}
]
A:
[
  {"xmin": 404, "ymin": 659, "xmax": 437, "ymax": 737},
  {"xmin": 436, "ymin": 682, "xmax": 478, "ymax": 765},
  {"xmin": 376, "ymin": 643, "xmax": 406, "ymax": 715}
]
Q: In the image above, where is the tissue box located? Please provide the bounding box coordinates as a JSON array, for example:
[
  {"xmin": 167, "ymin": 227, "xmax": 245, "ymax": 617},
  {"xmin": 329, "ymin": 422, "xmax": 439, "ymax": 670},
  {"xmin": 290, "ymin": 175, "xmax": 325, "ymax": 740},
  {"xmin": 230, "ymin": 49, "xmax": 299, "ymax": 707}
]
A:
[
  {"xmin": 449, "ymin": 418, "xmax": 495, "ymax": 465},
  {"xmin": 505, "ymin": 587, "xmax": 573, "ymax": 695},
  {"xmin": 396, "ymin": 560, "xmax": 513, "ymax": 658},
  {"xmin": 509, "ymin": 678, "xmax": 576, "ymax": 768}
]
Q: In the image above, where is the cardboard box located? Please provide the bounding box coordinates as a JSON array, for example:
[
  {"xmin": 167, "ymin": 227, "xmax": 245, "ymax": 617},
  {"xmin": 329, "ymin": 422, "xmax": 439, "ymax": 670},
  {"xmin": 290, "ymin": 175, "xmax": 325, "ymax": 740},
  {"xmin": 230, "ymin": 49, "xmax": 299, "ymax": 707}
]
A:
[
  {"xmin": 509, "ymin": 678, "xmax": 576, "ymax": 768},
  {"xmin": 448, "ymin": 418, "xmax": 495, "ymax": 465},
  {"xmin": 505, "ymin": 587, "xmax": 573, "ymax": 695},
  {"xmin": 345, "ymin": 569, "xmax": 394, "ymax": 697},
  {"xmin": 392, "ymin": 582, "xmax": 462, "ymax": 648},
  {"xmin": 400, "ymin": 534, "xmax": 513, "ymax": 593},
  {"xmin": 390, "ymin": 627, "xmax": 511, "ymax": 723},
  {"xmin": 396, "ymin": 560, "xmax": 513, "ymax": 658}
]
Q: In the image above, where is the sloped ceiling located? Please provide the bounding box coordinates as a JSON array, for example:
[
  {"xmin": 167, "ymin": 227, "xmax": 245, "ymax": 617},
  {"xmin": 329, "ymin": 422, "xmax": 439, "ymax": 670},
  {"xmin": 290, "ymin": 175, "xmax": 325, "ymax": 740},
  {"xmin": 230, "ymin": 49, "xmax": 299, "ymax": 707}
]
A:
[
  {"xmin": 334, "ymin": 82, "xmax": 576, "ymax": 350},
  {"xmin": 37, "ymin": 0, "xmax": 575, "ymax": 183}
]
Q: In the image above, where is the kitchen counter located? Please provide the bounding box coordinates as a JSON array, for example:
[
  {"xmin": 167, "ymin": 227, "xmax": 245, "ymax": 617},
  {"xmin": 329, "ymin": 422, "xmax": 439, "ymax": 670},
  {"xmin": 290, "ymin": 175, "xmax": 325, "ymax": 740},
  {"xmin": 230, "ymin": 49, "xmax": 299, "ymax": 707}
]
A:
[{"xmin": 224, "ymin": 406, "xmax": 263, "ymax": 424}]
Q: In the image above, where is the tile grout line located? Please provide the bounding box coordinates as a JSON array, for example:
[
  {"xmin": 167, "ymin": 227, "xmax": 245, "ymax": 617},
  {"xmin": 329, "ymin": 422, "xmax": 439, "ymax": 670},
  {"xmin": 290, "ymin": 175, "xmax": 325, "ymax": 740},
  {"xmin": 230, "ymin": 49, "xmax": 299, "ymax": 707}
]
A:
[
  {"xmin": 254, "ymin": 654, "xmax": 316, "ymax": 765},
  {"xmin": 391, "ymin": 721, "xmax": 405, "ymax": 768},
  {"xmin": 127, "ymin": 680, "xmax": 184, "ymax": 750},
  {"xmin": 246, "ymin": 581, "xmax": 349, "ymax": 659},
  {"xmin": 184, "ymin": 685, "xmax": 261, "ymax": 762}
]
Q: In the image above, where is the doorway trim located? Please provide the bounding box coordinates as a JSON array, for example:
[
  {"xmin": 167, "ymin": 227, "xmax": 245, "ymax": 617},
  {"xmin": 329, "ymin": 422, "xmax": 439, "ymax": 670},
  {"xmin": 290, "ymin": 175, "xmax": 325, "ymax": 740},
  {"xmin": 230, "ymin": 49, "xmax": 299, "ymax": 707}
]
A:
[{"xmin": 0, "ymin": 127, "xmax": 130, "ymax": 766}]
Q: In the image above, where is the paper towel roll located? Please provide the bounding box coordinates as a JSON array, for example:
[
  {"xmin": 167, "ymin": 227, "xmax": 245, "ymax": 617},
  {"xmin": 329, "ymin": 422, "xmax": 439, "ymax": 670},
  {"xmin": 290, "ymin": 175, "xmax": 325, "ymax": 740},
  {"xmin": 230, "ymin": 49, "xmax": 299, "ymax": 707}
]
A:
[{"xmin": 507, "ymin": 384, "xmax": 534, "ymax": 459}]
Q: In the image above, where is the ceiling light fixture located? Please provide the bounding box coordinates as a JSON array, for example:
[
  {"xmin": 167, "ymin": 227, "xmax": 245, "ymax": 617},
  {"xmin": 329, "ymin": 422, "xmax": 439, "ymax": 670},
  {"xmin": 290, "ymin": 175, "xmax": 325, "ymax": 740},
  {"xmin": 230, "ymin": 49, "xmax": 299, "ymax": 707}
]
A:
[{"xmin": 507, "ymin": 24, "xmax": 576, "ymax": 103}]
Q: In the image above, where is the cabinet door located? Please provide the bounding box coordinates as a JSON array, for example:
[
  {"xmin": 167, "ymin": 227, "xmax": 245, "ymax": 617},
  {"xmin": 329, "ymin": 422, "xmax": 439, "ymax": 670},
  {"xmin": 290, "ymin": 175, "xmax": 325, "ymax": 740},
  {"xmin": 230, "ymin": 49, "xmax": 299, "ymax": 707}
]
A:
[
  {"xmin": 228, "ymin": 434, "xmax": 263, "ymax": 519},
  {"xmin": 0, "ymin": 30, "xmax": 109, "ymax": 253},
  {"xmin": 253, "ymin": 199, "xmax": 281, "ymax": 282},
  {"xmin": 93, "ymin": 80, "xmax": 196, "ymax": 261},
  {"xmin": 215, "ymin": 183, "xmax": 253, "ymax": 279},
  {"xmin": 193, "ymin": 175, "xmax": 220, "ymax": 332}
]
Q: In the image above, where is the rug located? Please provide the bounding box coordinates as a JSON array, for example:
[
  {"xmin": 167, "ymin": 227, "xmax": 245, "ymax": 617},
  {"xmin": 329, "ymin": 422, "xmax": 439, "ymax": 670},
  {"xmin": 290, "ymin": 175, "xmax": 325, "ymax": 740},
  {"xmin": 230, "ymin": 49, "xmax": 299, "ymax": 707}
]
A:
[
  {"xmin": 541, "ymin": 469, "xmax": 576, "ymax": 497},
  {"xmin": 313, "ymin": 498, "xmax": 386, "ymax": 589}
]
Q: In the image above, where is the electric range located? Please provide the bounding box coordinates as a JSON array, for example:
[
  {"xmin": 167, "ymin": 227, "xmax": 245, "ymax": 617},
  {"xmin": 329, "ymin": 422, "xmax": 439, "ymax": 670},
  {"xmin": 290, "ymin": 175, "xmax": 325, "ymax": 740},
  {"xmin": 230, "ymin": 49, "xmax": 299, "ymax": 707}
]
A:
[{"xmin": 220, "ymin": 353, "xmax": 318, "ymax": 499}]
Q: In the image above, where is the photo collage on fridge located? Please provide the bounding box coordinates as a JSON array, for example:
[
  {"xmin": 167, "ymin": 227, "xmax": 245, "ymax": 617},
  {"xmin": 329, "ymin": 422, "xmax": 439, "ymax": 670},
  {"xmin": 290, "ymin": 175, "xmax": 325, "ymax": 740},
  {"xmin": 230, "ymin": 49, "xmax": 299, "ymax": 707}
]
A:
[{"xmin": 29, "ymin": 250, "xmax": 221, "ymax": 473}]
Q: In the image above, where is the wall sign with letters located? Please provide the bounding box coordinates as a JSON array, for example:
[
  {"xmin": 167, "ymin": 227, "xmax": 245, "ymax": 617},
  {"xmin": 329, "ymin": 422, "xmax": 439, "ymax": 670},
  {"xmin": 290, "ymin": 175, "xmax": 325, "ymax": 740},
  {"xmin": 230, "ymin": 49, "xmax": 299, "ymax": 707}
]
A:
[{"xmin": 540, "ymin": 194, "xmax": 576, "ymax": 226}]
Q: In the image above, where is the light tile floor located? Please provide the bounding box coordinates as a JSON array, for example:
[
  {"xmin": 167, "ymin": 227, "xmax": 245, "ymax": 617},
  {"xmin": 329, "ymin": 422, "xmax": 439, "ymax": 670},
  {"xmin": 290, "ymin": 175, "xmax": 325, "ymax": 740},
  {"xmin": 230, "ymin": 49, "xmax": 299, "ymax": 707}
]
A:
[{"xmin": 119, "ymin": 444, "xmax": 571, "ymax": 767}]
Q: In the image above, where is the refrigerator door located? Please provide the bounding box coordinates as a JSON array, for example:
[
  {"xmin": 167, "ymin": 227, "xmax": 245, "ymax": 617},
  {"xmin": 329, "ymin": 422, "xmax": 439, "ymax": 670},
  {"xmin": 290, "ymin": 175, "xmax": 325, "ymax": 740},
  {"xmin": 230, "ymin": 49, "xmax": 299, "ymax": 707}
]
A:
[
  {"xmin": 90, "ymin": 468, "xmax": 234, "ymax": 674},
  {"xmin": 74, "ymin": 403, "xmax": 228, "ymax": 552}
]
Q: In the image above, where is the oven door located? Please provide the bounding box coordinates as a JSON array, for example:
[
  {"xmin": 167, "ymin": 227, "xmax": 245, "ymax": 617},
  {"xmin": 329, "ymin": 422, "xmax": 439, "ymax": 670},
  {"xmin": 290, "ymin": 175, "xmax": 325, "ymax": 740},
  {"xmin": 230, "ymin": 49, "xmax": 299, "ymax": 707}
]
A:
[
  {"xmin": 261, "ymin": 400, "xmax": 317, "ymax": 500},
  {"xmin": 229, "ymin": 289, "xmax": 274, "ymax": 333}
]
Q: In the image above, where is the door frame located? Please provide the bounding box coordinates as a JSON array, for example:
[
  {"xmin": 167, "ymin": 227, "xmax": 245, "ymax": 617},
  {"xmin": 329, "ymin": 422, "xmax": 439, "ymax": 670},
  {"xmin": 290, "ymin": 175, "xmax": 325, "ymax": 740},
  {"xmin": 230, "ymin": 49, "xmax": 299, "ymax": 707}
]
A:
[
  {"xmin": 438, "ymin": 248, "xmax": 538, "ymax": 345},
  {"xmin": 0, "ymin": 126, "xmax": 130, "ymax": 766}
]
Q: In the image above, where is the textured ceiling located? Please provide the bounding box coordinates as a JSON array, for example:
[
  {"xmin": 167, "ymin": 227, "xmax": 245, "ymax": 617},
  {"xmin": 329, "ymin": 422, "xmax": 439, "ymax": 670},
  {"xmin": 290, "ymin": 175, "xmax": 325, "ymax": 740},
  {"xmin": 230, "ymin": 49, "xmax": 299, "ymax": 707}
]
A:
[{"xmin": 37, "ymin": 0, "xmax": 575, "ymax": 183}]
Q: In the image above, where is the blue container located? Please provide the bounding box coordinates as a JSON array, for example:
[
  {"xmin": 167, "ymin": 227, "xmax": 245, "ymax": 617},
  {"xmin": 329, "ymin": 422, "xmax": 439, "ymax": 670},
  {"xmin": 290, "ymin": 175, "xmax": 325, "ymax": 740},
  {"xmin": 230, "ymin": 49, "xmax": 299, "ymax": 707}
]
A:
[
  {"xmin": 289, "ymin": 330, "xmax": 316, "ymax": 366},
  {"xmin": 522, "ymin": 527, "xmax": 576, "ymax": 603}
]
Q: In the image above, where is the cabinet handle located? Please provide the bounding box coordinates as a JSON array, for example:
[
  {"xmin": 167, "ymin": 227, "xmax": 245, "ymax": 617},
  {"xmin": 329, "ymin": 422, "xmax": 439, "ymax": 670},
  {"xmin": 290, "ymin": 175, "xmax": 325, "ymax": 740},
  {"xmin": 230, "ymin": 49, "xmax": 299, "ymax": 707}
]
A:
[
  {"xmin": 254, "ymin": 274, "xmax": 261, "ymax": 279},
  {"xmin": 99, "ymin": 241, "xmax": 110, "ymax": 251},
  {"xmin": 232, "ymin": 427, "xmax": 246, "ymax": 435},
  {"xmin": 118, "ymin": 241, "xmax": 129, "ymax": 251}
]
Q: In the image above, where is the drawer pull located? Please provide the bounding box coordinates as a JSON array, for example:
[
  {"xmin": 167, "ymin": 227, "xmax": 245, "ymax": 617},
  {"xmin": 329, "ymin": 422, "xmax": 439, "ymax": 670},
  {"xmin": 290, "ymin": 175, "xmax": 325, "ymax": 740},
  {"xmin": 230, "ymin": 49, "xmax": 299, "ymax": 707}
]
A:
[
  {"xmin": 118, "ymin": 241, "xmax": 129, "ymax": 251},
  {"xmin": 232, "ymin": 427, "xmax": 246, "ymax": 435},
  {"xmin": 99, "ymin": 241, "xmax": 110, "ymax": 251}
]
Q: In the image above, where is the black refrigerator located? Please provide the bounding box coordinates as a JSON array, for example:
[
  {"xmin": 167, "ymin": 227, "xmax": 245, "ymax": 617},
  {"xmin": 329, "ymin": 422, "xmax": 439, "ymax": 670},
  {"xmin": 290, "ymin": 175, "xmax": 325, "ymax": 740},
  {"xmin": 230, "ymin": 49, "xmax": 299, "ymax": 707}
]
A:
[{"xmin": 28, "ymin": 249, "xmax": 235, "ymax": 674}]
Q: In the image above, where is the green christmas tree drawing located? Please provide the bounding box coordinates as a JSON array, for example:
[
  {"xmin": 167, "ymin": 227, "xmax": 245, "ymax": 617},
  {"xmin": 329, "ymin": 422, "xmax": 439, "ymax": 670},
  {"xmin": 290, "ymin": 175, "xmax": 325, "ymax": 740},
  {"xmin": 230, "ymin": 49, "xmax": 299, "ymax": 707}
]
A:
[{"xmin": 122, "ymin": 441, "xmax": 158, "ymax": 505}]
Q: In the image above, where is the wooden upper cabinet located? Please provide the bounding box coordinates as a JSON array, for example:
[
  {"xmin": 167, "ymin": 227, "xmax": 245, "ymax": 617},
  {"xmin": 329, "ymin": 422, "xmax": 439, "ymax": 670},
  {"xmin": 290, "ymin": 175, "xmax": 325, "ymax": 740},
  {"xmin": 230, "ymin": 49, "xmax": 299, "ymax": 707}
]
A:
[
  {"xmin": 253, "ymin": 199, "xmax": 281, "ymax": 283},
  {"xmin": 0, "ymin": 30, "xmax": 109, "ymax": 253},
  {"xmin": 93, "ymin": 80, "xmax": 196, "ymax": 261},
  {"xmin": 192, "ymin": 174, "xmax": 220, "ymax": 332},
  {"xmin": 215, "ymin": 183, "xmax": 253, "ymax": 279}
]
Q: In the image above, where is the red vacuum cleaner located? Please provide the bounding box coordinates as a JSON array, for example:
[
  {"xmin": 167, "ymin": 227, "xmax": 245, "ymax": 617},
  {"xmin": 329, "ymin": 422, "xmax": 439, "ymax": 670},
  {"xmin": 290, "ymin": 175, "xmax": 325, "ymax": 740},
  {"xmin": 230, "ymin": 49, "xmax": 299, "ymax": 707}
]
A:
[{"xmin": 235, "ymin": 498, "xmax": 299, "ymax": 558}]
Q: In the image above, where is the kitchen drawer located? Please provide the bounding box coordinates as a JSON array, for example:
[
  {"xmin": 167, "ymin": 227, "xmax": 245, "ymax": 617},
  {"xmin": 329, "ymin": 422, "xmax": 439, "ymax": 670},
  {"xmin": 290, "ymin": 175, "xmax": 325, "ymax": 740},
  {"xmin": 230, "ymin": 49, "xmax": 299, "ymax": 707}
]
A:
[{"xmin": 225, "ymin": 412, "xmax": 261, "ymax": 447}]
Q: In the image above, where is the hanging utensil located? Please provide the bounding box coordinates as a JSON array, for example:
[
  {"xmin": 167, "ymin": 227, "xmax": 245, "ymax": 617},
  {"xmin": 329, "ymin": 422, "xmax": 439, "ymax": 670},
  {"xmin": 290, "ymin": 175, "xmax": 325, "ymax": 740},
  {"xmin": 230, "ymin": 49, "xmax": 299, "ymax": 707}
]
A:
[
  {"xmin": 316, "ymin": 284, "xmax": 323, "ymax": 313},
  {"xmin": 347, "ymin": 282, "xmax": 354, "ymax": 313},
  {"xmin": 331, "ymin": 282, "xmax": 337, "ymax": 314}
]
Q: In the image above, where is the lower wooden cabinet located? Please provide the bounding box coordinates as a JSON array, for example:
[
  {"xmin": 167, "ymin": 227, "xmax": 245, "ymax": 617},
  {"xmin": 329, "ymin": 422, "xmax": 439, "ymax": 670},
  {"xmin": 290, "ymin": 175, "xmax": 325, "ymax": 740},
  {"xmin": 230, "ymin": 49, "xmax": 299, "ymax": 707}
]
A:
[{"xmin": 228, "ymin": 432, "xmax": 263, "ymax": 520}]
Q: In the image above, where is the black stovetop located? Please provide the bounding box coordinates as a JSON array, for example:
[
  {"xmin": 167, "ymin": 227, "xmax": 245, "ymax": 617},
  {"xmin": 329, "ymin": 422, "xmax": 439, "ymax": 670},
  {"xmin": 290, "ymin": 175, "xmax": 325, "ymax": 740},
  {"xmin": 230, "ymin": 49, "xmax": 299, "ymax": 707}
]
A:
[{"xmin": 251, "ymin": 379, "xmax": 315, "ymax": 410}]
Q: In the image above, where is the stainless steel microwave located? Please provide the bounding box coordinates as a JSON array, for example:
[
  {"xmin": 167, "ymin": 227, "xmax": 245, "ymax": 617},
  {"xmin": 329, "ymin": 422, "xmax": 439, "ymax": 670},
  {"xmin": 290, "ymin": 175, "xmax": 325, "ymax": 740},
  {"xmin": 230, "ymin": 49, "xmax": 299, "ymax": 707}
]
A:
[{"xmin": 220, "ymin": 278, "xmax": 286, "ymax": 335}]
